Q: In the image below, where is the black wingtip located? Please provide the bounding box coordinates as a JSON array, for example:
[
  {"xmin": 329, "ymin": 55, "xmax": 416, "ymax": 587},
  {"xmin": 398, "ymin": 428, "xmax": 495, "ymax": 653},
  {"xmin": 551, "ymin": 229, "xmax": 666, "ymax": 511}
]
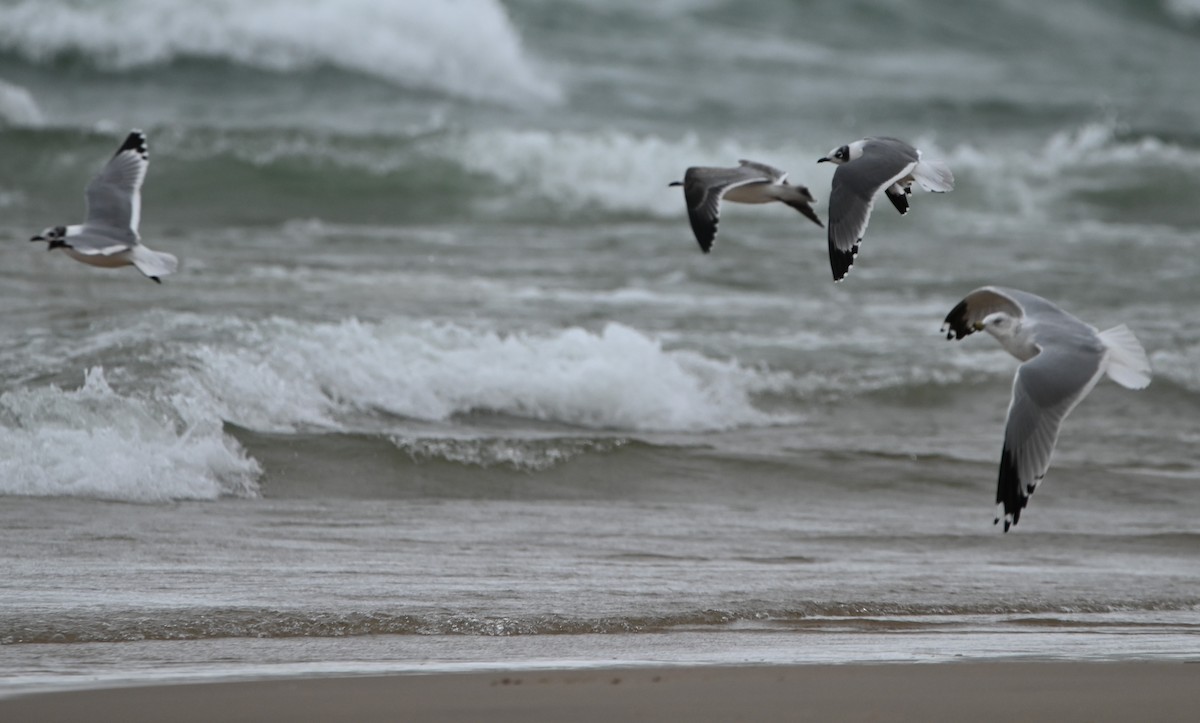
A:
[
  {"xmin": 942, "ymin": 299, "xmax": 976, "ymax": 341},
  {"xmin": 996, "ymin": 445, "xmax": 1027, "ymax": 533},
  {"xmin": 689, "ymin": 215, "xmax": 717, "ymax": 254},
  {"xmin": 828, "ymin": 241, "xmax": 859, "ymax": 282},
  {"xmin": 885, "ymin": 188, "xmax": 910, "ymax": 215},
  {"xmin": 115, "ymin": 129, "xmax": 148, "ymax": 160}
]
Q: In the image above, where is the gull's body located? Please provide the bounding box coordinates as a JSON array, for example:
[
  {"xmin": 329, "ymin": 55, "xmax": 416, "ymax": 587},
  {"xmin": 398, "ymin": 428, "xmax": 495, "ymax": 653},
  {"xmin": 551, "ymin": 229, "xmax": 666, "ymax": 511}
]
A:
[
  {"xmin": 818, "ymin": 137, "xmax": 953, "ymax": 281},
  {"xmin": 31, "ymin": 130, "xmax": 177, "ymax": 283},
  {"xmin": 942, "ymin": 286, "xmax": 1152, "ymax": 531},
  {"xmin": 670, "ymin": 159, "xmax": 823, "ymax": 253}
]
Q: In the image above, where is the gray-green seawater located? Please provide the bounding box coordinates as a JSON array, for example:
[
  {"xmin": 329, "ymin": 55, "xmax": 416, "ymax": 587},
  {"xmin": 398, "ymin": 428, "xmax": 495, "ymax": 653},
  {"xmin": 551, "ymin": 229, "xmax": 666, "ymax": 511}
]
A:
[{"xmin": 1, "ymin": 0, "xmax": 1197, "ymax": 692}]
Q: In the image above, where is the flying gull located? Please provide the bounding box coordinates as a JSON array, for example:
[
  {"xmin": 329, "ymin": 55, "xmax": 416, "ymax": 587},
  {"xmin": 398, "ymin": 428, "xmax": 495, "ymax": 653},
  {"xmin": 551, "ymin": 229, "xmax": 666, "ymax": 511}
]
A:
[
  {"xmin": 818, "ymin": 137, "xmax": 953, "ymax": 281},
  {"xmin": 942, "ymin": 286, "xmax": 1152, "ymax": 531},
  {"xmin": 670, "ymin": 159, "xmax": 823, "ymax": 253},
  {"xmin": 31, "ymin": 130, "xmax": 178, "ymax": 283}
]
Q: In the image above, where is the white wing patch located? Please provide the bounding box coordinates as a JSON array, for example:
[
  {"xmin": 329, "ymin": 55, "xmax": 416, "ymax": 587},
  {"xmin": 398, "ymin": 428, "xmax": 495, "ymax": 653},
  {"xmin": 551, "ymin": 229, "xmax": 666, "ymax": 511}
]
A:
[{"xmin": 71, "ymin": 242, "xmax": 130, "ymax": 256}]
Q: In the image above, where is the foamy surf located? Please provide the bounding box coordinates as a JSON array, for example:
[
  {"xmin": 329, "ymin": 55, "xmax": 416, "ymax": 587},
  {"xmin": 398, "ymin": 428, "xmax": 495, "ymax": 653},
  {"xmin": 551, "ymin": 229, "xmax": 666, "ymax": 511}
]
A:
[
  {"xmin": 0, "ymin": 0, "xmax": 560, "ymax": 106},
  {"xmin": 182, "ymin": 318, "xmax": 795, "ymax": 433},
  {"xmin": 0, "ymin": 368, "xmax": 260, "ymax": 502},
  {"xmin": 0, "ymin": 315, "xmax": 802, "ymax": 501}
]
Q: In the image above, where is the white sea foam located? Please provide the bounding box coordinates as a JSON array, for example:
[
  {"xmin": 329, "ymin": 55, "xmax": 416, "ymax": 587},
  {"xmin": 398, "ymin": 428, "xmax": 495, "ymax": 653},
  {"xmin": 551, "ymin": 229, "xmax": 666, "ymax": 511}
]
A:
[
  {"xmin": 0, "ymin": 368, "xmax": 260, "ymax": 501},
  {"xmin": 0, "ymin": 77, "xmax": 42, "ymax": 126},
  {"xmin": 180, "ymin": 317, "xmax": 794, "ymax": 433},
  {"xmin": 0, "ymin": 314, "xmax": 799, "ymax": 501},
  {"xmin": 0, "ymin": 0, "xmax": 559, "ymax": 106}
]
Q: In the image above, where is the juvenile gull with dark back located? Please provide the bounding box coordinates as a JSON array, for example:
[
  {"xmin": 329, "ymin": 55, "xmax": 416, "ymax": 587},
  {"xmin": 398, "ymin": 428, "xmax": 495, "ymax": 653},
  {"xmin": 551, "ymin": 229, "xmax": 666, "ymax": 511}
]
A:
[{"xmin": 670, "ymin": 159, "xmax": 823, "ymax": 253}]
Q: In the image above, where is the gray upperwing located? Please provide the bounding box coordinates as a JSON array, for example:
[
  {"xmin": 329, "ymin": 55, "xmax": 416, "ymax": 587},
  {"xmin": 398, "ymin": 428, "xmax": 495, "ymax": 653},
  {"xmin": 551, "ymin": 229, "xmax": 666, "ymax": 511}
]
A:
[
  {"xmin": 84, "ymin": 131, "xmax": 147, "ymax": 240},
  {"xmin": 997, "ymin": 344, "xmax": 1104, "ymax": 530},
  {"xmin": 996, "ymin": 287, "xmax": 1083, "ymax": 331},
  {"xmin": 736, "ymin": 159, "xmax": 786, "ymax": 182},
  {"xmin": 834, "ymin": 141, "xmax": 919, "ymax": 205},
  {"xmin": 863, "ymin": 137, "xmax": 920, "ymax": 164},
  {"xmin": 870, "ymin": 137, "xmax": 930, "ymax": 209},
  {"xmin": 825, "ymin": 172, "xmax": 877, "ymax": 280},
  {"xmin": 681, "ymin": 166, "xmax": 771, "ymax": 253},
  {"xmin": 942, "ymin": 286, "xmax": 1097, "ymax": 350}
]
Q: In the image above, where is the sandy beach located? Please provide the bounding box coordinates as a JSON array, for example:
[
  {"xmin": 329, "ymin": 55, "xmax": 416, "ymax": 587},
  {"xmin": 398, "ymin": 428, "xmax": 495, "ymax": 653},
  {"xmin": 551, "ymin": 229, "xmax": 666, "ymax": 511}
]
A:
[{"xmin": 3, "ymin": 662, "xmax": 1197, "ymax": 723}]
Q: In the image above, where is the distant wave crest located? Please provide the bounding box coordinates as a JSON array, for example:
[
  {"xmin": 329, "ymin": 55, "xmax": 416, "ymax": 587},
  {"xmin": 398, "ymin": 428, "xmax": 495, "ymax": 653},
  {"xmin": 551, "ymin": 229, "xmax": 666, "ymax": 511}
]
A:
[
  {"xmin": 1164, "ymin": 0, "xmax": 1200, "ymax": 24},
  {"xmin": 0, "ymin": 0, "xmax": 560, "ymax": 105},
  {"xmin": 0, "ymin": 77, "xmax": 42, "ymax": 126}
]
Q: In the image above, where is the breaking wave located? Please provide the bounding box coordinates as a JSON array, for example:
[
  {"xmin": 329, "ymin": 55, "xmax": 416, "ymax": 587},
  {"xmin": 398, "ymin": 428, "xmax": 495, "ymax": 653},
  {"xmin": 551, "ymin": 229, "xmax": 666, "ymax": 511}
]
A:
[{"xmin": 0, "ymin": 0, "xmax": 560, "ymax": 105}]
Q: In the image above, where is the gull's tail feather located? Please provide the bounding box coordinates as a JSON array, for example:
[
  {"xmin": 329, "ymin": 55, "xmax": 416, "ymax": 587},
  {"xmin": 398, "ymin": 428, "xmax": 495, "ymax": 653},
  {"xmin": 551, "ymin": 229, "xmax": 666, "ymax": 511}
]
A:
[
  {"xmin": 1099, "ymin": 324, "xmax": 1152, "ymax": 389},
  {"xmin": 130, "ymin": 245, "xmax": 179, "ymax": 282},
  {"xmin": 912, "ymin": 159, "xmax": 954, "ymax": 193}
]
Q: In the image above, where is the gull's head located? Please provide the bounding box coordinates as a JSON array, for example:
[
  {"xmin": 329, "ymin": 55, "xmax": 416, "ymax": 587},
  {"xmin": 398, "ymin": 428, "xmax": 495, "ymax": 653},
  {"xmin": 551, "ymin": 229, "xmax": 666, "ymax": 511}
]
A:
[
  {"xmin": 30, "ymin": 225, "xmax": 66, "ymax": 245},
  {"xmin": 978, "ymin": 311, "xmax": 1018, "ymax": 339},
  {"xmin": 818, "ymin": 140, "xmax": 865, "ymax": 165}
]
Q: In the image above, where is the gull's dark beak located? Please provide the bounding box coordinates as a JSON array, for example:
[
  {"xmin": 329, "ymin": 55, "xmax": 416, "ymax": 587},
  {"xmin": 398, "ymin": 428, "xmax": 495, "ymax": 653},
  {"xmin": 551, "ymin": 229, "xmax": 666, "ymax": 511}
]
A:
[
  {"xmin": 816, "ymin": 157, "xmax": 830, "ymax": 164},
  {"xmin": 668, "ymin": 181, "xmax": 682, "ymax": 187},
  {"xmin": 30, "ymin": 234, "xmax": 44, "ymax": 242}
]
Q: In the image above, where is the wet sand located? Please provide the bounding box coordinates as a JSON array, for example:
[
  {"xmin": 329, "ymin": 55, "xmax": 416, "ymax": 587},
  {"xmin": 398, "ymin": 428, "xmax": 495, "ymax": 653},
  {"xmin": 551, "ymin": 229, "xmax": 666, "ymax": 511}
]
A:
[{"xmin": 2, "ymin": 662, "xmax": 1198, "ymax": 723}]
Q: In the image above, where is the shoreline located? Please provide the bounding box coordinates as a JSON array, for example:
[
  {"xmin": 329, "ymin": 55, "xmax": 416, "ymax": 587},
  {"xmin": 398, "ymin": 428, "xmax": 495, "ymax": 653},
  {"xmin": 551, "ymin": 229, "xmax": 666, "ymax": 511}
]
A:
[{"xmin": 2, "ymin": 661, "xmax": 1197, "ymax": 723}]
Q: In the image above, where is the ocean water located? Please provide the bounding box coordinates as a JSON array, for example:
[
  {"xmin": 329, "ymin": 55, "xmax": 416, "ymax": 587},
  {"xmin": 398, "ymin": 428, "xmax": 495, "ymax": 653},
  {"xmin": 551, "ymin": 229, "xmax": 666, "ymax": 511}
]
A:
[{"xmin": 1, "ymin": 0, "xmax": 1198, "ymax": 692}]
